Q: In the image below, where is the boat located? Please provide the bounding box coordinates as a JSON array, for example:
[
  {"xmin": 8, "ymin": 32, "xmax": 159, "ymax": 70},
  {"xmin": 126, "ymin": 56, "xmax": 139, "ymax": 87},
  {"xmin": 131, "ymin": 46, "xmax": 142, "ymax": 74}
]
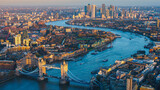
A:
[
  {"xmin": 91, "ymin": 52, "xmax": 98, "ymax": 55},
  {"xmin": 80, "ymin": 62, "xmax": 85, "ymax": 65},
  {"xmin": 145, "ymin": 38, "xmax": 148, "ymax": 41},
  {"xmin": 129, "ymin": 38, "xmax": 132, "ymax": 40},
  {"xmin": 91, "ymin": 70, "xmax": 99, "ymax": 74},
  {"xmin": 102, "ymin": 59, "xmax": 108, "ymax": 62},
  {"xmin": 144, "ymin": 42, "xmax": 154, "ymax": 49},
  {"xmin": 115, "ymin": 34, "xmax": 121, "ymax": 38}
]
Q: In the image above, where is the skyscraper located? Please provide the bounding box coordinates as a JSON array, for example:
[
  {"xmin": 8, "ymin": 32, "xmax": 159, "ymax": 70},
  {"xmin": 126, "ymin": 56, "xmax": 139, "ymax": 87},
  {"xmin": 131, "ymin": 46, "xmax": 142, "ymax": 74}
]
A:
[
  {"xmin": 113, "ymin": 11, "xmax": 117, "ymax": 18},
  {"xmin": 121, "ymin": 9, "xmax": 125, "ymax": 19},
  {"xmin": 109, "ymin": 10, "xmax": 114, "ymax": 18},
  {"xmin": 106, "ymin": 9, "xmax": 110, "ymax": 18},
  {"xmin": 129, "ymin": 8, "xmax": 132, "ymax": 13},
  {"xmin": 109, "ymin": 5, "xmax": 115, "ymax": 18},
  {"xmin": 84, "ymin": 6, "xmax": 88, "ymax": 15},
  {"xmin": 87, "ymin": 4, "xmax": 91, "ymax": 16},
  {"xmin": 91, "ymin": 5, "xmax": 96, "ymax": 18},
  {"xmin": 102, "ymin": 4, "xmax": 106, "ymax": 15},
  {"xmin": 115, "ymin": 6, "xmax": 118, "ymax": 13},
  {"xmin": 110, "ymin": 5, "xmax": 115, "ymax": 12}
]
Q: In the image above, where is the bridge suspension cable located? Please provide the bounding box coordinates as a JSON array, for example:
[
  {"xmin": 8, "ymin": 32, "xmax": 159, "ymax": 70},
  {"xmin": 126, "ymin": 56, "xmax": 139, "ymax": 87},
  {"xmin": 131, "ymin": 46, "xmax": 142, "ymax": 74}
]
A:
[
  {"xmin": 67, "ymin": 70, "xmax": 84, "ymax": 81},
  {"xmin": 19, "ymin": 68, "xmax": 39, "ymax": 75},
  {"xmin": 67, "ymin": 73, "xmax": 89, "ymax": 84},
  {"xmin": 67, "ymin": 70, "xmax": 90, "ymax": 84}
]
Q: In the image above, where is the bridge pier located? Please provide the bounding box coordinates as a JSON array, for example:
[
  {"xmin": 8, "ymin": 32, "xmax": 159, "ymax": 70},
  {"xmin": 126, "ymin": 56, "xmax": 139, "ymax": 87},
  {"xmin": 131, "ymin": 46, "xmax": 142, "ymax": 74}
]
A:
[
  {"xmin": 59, "ymin": 79, "xmax": 70, "ymax": 85},
  {"xmin": 15, "ymin": 68, "xmax": 20, "ymax": 76},
  {"xmin": 59, "ymin": 60, "xmax": 70, "ymax": 85},
  {"xmin": 38, "ymin": 58, "xmax": 48, "ymax": 81},
  {"xmin": 38, "ymin": 76, "xmax": 45, "ymax": 81},
  {"xmin": 38, "ymin": 76, "xmax": 48, "ymax": 81},
  {"xmin": 15, "ymin": 66, "xmax": 21, "ymax": 76}
]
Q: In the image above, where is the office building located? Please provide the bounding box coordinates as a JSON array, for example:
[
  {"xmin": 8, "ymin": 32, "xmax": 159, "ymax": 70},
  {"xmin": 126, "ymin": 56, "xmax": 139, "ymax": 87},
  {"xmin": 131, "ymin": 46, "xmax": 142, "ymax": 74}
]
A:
[
  {"xmin": 87, "ymin": 4, "xmax": 91, "ymax": 16},
  {"xmin": 91, "ymin": 5, "xmax": 96, "ymax": 18},
  {"xmin": 84, "ymin": 6, "xmax": 88, "ymax": 15},
  {"xmin": 129, "ymin": 8, "xmax": 132, "ymax": 13},
  {"xmin": 106, "ymin": 9, "xmax": 110, "ymax": 18},
  {"xmin": 102, "ymin": 4, "xmax": 106, "ymax": 15}
]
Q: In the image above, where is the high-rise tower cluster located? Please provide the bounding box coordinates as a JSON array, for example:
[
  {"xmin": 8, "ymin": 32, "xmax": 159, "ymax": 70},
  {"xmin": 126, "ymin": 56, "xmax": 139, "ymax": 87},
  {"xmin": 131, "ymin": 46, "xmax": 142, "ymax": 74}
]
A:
[{"xmin": 74, "ymin": 4, "xmax": 138, "ymax": 19}]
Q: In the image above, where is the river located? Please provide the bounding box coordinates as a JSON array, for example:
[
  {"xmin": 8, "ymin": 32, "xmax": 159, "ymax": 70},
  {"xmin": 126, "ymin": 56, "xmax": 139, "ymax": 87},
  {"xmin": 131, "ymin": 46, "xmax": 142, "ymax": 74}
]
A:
[{"xmin": 0, "ymin": 20, "xmax": 151, "ymax": 90}]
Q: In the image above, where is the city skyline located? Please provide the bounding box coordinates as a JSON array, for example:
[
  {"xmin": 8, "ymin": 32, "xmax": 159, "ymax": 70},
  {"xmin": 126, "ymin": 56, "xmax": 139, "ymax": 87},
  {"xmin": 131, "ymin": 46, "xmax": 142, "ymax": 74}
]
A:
[{"xmin": 0, "ymin": 0, "xmax": 160, "ymax": 6}]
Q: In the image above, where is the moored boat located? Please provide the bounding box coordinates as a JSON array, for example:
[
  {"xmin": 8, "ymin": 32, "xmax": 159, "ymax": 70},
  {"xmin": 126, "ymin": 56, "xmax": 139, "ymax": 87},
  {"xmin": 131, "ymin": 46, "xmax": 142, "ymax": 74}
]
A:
[
  {"xmin": 91, "ymin": 52, "xmax": 98, "ymax": 55},
  {"xmin": 102, "ymin": 59, "xmax": 108, "ymax": 62}
]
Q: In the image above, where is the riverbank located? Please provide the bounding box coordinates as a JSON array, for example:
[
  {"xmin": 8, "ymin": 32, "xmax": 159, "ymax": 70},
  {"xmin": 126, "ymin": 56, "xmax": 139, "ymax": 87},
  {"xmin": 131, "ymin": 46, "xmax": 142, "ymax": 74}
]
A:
[
  {"xmin": 42, "ymin": 24, "xmax": 118, "ymax": 63},
  {"xmin": 65, "ymin": 20, "xmax": 158, "ymax": 41},
  {"xmin": 0, "ymin": 20, "xmax": 151, "ymax": 90},
  {"xmin": 0, "ymin": 73, "xmax": 16, "ymax": 84}
]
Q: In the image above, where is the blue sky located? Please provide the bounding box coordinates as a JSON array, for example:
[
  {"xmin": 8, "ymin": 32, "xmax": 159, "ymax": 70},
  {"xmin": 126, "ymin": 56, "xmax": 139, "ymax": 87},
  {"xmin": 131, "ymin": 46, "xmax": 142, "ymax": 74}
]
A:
[{"xmin": 0, "ymin": 0, "xmax": 160, "ymax": 6}]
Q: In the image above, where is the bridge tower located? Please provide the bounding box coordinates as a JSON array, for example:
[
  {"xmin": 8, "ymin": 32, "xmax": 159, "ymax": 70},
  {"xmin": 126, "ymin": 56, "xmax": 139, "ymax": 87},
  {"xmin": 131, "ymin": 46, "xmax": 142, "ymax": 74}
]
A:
[
  {"xmin": 15, "ymin": 65, "xmax": 21, "ymax": 76},
  {"xmin": 38, "ymin": 58, "xmax": 47, "ymax": 80},
  {"xmin": 60, "ymin": 60, "xmax": 69, "ymax": 85}
]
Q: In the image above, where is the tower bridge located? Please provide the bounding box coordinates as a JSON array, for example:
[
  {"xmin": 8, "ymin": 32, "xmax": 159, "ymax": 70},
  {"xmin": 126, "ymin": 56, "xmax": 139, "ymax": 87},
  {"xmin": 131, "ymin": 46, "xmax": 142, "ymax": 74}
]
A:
[{"xmin": 16, "ymin": 58, "xmax": 91, "ymax": 85}]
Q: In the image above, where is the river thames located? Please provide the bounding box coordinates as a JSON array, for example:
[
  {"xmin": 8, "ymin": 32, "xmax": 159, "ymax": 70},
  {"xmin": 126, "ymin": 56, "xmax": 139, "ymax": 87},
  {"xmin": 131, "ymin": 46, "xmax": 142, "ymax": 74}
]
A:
[{"xmin": 0, "ymin": 20, "xmax": 151, "ymax": 90}]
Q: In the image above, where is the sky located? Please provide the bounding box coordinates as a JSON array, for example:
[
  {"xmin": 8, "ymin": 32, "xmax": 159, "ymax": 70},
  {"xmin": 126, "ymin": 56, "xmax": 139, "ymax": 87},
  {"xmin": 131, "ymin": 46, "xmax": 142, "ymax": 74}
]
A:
[{"xmin": 0, "ymin": 0, "xmax": 160, "ymax": 6}]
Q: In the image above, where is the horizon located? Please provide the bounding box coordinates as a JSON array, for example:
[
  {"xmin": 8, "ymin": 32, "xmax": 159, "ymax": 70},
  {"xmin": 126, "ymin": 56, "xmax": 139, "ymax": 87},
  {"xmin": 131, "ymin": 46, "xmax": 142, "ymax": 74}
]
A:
[
  {"xmin": 0, "ymin": 5, "xmax": 160, "ymax": 9},
  {"xmin": 0, "ymin": 0, "xmax": 160, "ymax": 7}
]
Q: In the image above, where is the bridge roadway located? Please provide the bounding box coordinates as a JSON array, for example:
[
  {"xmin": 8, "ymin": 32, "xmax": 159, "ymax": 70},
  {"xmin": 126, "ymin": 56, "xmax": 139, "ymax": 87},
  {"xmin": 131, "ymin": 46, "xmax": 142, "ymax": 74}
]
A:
[
  {"xmin": 17, "ymin": 61, "xmax": 91, "ymax": 85},
  {"xmin": 18, "ymin": 68, "xmax": 90, "ymax": 85}
]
